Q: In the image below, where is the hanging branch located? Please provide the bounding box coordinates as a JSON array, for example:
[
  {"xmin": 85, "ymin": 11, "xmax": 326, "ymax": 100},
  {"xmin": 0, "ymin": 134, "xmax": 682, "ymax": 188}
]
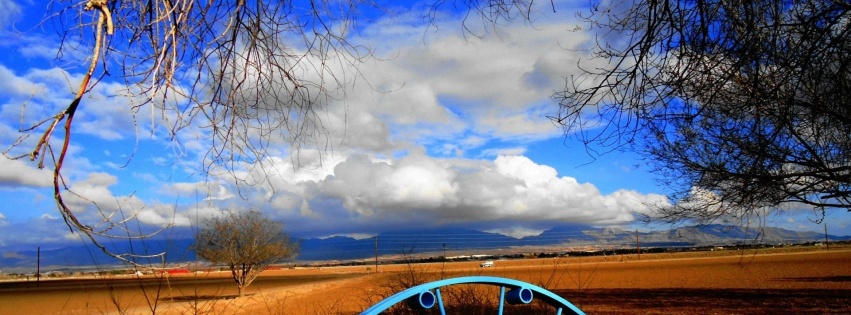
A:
[
  {"xmin": 19, "ymin": 0, "xmax": 169, "ymax": 265},
  {"xmin": 7, "ymin": 0, "xmax": 374, "ymax": 265}
]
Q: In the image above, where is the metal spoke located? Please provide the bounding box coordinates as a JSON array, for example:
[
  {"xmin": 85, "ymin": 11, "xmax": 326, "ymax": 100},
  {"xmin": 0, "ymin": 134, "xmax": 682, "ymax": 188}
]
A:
[{"xmin": 360, "ymin": 276, "xmax": 586, "ymax": 315}]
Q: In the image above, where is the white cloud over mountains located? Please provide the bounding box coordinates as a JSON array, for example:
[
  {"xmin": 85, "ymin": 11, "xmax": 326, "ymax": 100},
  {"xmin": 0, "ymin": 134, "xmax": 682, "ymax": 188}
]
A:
[{"xmin": 152, "ymin": 153, "xmax": 668, "ymax": 237}]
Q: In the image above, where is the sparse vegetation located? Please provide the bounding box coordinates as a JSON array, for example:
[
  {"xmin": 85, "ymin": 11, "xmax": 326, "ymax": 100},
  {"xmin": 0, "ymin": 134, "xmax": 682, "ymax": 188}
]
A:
[{"xmin": 1, "ymin": 244, "xmax": 849, "ymax": 314}]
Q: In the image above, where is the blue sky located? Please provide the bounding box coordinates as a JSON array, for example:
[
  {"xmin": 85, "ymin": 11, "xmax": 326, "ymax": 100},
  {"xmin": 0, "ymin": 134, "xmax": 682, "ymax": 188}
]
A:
[{"xmin": 0, "ymin": 0, "xmax": 847, "ymax": 252}]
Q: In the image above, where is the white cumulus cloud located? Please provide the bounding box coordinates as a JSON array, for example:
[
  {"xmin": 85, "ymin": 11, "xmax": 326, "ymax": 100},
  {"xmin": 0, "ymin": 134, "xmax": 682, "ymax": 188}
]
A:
[{"xmin": 0, "ymin": 159, "xmax": 52, "ymax": 187}]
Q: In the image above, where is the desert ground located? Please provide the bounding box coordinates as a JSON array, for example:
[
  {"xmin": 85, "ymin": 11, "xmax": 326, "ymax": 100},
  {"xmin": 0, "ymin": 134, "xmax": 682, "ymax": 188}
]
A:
[{"xmin": 1, "ymin": 246, "xmax": 849, "ymax": 314}]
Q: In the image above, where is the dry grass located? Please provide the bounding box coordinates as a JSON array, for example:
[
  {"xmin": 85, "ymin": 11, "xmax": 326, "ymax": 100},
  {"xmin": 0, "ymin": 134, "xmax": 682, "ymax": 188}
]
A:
[{"xmin": 1, "ymin": 246, "xmax": 850, "ymax": 314}]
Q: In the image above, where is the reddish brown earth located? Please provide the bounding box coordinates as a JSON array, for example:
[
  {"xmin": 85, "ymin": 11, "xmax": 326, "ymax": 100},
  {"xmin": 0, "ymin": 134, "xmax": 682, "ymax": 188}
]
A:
[{"xmin": 1, "ymin": 247, "xmax": 849, "ymax": 314}]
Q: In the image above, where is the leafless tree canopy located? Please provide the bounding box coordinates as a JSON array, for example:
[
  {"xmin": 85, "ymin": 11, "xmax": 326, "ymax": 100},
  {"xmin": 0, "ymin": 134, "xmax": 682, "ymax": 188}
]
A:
[
  {"xmin": 6, "ymin": 0, "xmax": 371, "ymax": 262},
  {"xmin": 195, "ymin": 210, "xmax": 298, "ymax": 297},
  {"xmin": 551, "ymin": 0, "xmax": 851, "ymax": 223},
  {"xmin": 109, "ymin": 0, "xmax": 371, "ymax": 164}
]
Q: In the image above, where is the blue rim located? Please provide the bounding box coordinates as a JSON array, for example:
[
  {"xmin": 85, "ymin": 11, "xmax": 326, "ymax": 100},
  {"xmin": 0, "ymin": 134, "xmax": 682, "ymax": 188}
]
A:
[{"xmin": 360, "ymin": 276, "xmax": 586, "ymax": 315}]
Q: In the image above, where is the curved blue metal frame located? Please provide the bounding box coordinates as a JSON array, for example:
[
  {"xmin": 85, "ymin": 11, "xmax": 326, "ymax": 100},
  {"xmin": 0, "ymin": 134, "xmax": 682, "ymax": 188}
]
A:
[{"xmin": 361, "ymin": 276, "xmax": 586, "ymax": 315}]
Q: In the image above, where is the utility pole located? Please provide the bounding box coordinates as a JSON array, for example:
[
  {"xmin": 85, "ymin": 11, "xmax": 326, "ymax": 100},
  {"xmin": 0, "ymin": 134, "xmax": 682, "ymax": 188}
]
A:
[
  {"xmin": 442, "ymin": 243, "xmax": 447, "ymax": 264},
  {"xmin": 36, "ymin": 246, "xmax": 41, "ymax": 287},
  {"xmin": 442, "ymin": 243, "xmax": 447, "ymax": 259},
  {"xmin": 824, "ymin": 223, "xmax": 830, "ymax": 251},
  {"xmin": 374, "ymin": 235, "xmax": 379, "ymax": 272},
  {"xmin": 635, "ymin": 230, "xmax": 641, "ymax": 261}
]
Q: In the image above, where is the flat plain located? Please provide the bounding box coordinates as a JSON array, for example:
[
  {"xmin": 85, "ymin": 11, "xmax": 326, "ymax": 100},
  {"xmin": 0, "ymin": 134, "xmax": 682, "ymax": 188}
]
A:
[{"xmin": 1, "ymin": 246, "xmax": 849, "ymax": 314}]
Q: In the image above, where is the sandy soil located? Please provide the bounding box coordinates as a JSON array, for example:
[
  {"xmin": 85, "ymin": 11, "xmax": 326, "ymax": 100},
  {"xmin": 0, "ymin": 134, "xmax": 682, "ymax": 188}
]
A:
[{"xmin": 2, "ymin": 247, "xmax": 849, "ymax": 314}]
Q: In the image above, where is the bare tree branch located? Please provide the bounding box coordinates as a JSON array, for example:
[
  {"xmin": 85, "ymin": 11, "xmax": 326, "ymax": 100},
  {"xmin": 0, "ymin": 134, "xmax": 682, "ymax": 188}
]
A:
[
  {"xmin": 550, "ymin": 0, "xmax": 851, "ymax": 222},
  {"xmin": 6, "ymin": 0, "xmax": 375, "ymax": 264}
]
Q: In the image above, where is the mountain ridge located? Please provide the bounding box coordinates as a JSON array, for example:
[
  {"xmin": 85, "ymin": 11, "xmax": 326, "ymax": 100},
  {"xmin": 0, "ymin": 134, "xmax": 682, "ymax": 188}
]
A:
[{"xmin": 1, "ymin": 224, "xmax": 846, "ymax": 272}]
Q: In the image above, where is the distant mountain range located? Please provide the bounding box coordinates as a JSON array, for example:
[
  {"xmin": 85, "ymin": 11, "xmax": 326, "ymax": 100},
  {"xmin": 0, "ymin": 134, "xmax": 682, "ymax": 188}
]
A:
[{"xmin": 1, "ymin": 224, "xmax": 847, "ymax": 272}]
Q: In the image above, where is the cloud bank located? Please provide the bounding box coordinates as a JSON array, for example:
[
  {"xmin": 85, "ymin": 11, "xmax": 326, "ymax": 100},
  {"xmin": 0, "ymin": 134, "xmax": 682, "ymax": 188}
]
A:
[{"xmin": 0, "ymin": 1, "xmax": 674, "ymax": 247}]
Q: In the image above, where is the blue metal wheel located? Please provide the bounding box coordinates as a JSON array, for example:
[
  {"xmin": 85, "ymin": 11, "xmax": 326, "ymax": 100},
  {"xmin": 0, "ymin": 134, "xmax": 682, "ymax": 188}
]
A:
[{"xmin": 361, "ymin": 276, "xmax": 586, "ymax": 315}]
